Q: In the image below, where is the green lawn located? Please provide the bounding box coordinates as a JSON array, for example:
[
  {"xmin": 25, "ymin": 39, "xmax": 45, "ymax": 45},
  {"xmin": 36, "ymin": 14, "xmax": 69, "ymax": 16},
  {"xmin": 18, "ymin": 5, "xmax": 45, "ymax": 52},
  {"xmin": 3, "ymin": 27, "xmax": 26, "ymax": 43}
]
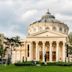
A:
[{"xmin": 0, "ymin": 65, "xmax": 72, "ymax": 72}]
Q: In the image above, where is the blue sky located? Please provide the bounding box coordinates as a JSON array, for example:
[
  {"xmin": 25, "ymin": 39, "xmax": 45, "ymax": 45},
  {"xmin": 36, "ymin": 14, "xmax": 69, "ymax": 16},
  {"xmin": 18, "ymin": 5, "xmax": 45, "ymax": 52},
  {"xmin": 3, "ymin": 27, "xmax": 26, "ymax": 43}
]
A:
[{"xmin": 0, "ymin": 0, "xmax": 72, "ymax": 38}]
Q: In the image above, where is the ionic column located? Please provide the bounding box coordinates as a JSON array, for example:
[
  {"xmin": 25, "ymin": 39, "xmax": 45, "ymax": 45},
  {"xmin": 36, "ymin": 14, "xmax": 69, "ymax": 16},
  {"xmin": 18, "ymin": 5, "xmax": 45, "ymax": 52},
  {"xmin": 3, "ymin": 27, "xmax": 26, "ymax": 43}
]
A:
[
  {"xmin": 43, "ymin": 42, "xmax": 45, "ymax": 62},
  {"xmin": 30, "ymin": 42, "xmax": 32, "ymax": 61},
  {"xmin": 25, "ymin": 43, "xmax": 28, "ymax": 61},
  {"xmin": 15, "ymin": 51, "xmax": 16, "ymax": 63},
  {"xmin": 36, "ymin": 42, "xmax": 38, "ymax": 61},
  {"xmin": 24, "ymin": 43, "xmax": 26, "ymax": 61},
  {"xmin": 56, "ymin": 42, "xmax": 59, "ymax": 62},
  {"xmin": 50, "ymin": 41, "xmax": 52, "ymax": 62},
  {"xmin": 37, "ymin": 43, "xmax": 39, "ymax": 61},
  {"xmin": 63, "ymin": 42, "xmax": 66, "ymax": 62}
]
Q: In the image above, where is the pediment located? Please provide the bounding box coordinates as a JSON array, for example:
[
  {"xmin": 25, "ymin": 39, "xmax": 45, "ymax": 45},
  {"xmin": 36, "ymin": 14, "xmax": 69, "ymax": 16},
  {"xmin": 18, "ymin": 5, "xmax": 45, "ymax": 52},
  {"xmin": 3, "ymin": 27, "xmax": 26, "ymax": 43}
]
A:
[{"xmin": 28, "ymin": 30, "xmax": 67, "ymax": 38}]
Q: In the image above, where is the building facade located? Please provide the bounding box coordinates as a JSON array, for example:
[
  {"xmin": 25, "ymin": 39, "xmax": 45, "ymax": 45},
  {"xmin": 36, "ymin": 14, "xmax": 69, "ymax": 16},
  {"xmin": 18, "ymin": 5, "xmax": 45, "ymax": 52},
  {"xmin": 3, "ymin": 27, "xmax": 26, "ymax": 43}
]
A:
[
  {"xmin": 11, "ymin": 11, "xmax": 69, "ymax": 63},
  {"xmin": 0, "ymin": 34, "xmax": 5, "ymax": 59}
]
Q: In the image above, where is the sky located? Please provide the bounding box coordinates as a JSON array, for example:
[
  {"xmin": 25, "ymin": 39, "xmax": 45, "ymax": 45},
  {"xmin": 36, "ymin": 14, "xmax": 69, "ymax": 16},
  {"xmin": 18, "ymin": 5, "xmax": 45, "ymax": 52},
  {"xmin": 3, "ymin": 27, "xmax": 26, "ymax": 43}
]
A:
[{"xmin": 0, "ymin": 0, "xmax": 72, "ymax": 38}]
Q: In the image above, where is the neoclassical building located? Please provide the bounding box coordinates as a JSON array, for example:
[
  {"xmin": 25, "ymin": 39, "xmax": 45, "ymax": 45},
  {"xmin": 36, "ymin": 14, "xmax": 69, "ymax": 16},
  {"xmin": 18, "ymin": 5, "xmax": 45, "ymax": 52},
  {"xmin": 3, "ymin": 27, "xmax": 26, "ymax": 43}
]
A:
[{"xmin": 11, "ymin": 11, "xmax": 69, "ymax": 63}]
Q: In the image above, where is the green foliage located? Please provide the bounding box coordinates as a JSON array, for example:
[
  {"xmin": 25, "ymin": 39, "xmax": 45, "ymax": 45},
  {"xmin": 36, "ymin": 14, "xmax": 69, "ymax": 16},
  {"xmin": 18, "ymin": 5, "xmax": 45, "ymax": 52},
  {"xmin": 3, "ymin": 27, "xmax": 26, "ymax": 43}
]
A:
[
  {"xmin": 68, "ymin": 32, "xmax": 72, "ymax": 45},
  {"xmin": 6, "ymin": 36, "xmax": 22, "ymax": 48},
  {"xmin": 1, "ymin": 65, "xmax": 72, "ymax": 72},
  {"xmin": 46, "ymin": 62, "xmax": 72, "ymax": 66},
  {"xmin": 14, "ymin": 61, "xmax": 72, "ymax": 66},
  {"xmin": 68, "ymin": 46, "xmax": 72, "ymax": 54},
  {"xmin": 0, "ymin": 45, "xmax": 4, "ymax": 57},
  {"xmin": 14, "ymin": 61, "xmax": 35, "ymax": 66},
  {"xmin": 39, "ymin": 62, "xmax": 72, "ymax": 66}
]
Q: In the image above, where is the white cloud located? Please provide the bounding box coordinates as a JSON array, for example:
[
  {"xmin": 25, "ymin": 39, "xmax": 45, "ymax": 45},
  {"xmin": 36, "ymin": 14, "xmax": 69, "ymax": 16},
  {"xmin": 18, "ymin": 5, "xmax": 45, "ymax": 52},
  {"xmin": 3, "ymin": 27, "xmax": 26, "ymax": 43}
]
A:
[
  {"xmin": 0, "ymin": 0, "xmax": 13, "ymax": 5},
  {"xmin": 0, "ymin": 0, "xmax": 72, "ymax": 38},
  {"xmin": 21, "ymin": 9, "xmax": 38, "ymax": 20},
  {"xmin": 55, "ymin": 13, "xmax": 72, "ymax": 22}
]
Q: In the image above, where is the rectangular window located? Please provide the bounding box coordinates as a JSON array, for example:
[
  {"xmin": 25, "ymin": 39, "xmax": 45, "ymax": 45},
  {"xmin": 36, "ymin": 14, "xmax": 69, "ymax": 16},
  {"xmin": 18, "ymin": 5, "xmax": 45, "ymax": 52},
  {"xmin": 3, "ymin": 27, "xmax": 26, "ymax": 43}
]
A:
[{"xmin": 27, "ymin": 45, "xmax": 29, "ymax": 57}]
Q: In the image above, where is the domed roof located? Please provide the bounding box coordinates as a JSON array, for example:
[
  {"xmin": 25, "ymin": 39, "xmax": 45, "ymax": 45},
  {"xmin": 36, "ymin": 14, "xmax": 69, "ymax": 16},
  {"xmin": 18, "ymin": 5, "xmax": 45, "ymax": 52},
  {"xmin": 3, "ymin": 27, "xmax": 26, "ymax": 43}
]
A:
[
  {"xmin": 42, "ymin": 11, "xmax": 55, "ymax": 20},
  {"xmin": 29, "ymin": 10, "xmax": 69, "ymax": 35},
  {"xmin": 31, "ymin": 10, "xmax": 65, "ymax": 25},
  {"xmin": 38, "ymin": 10, "xmax": 62, "ymax": 23}
]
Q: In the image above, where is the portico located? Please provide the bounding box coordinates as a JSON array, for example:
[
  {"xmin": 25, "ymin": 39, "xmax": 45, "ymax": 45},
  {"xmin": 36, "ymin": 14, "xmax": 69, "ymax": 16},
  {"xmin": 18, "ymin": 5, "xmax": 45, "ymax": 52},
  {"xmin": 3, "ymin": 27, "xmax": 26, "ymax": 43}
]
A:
[{"xmin": 26, "ymin": 39, "xmax": 66, "ymax": 62}]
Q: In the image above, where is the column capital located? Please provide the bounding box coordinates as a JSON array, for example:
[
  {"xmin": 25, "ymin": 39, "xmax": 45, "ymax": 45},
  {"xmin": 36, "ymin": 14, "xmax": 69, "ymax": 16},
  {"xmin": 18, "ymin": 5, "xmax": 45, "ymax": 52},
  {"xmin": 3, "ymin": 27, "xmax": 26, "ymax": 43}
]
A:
[
  {"xmin": 36, "ymin": 41, "xmax": 38, "ymax": 44},
  {"xmin": 42, "ymin": 41, "xmax": 45, "ymax": 44},
  {"xmin": 49, "ymin": 41, "xmax": 52, "ymax": 44},
  {"xmin": 63, "ymin": 42, "xmax": 66, "ymax": 62},
  {"xmin": 36, "ymin": 41, "xmax": 39, "ymax": 61},
  {"xmin": 56, "ymin": 42, "xmax": 59, "ymax": 62},
  {"xmin": 63, "ymin": 41, "xmax": 66, "ymax": 45},
  {"xmin": 56, "ymin": 41, "xmax": 59, "ymax": 43},
  {"xmin": 49, "ymin": 41, "xmax": 52, "ymax": 62},
  {"xmin": 56, "ymin": 41, "xmax": 59, "ymax": 46}
]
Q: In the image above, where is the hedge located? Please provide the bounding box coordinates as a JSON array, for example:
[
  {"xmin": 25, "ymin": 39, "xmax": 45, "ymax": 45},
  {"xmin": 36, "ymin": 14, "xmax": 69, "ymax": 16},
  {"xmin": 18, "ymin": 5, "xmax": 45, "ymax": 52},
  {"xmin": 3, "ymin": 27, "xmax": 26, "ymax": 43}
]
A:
[
  {"xmin": 42, "ymin": 62, "xmax": 72, "ymax": 66},
  {"xmin": 14, "ymin": 61, "xmax": 72, "ymax": 66},
  {"xmin": 15, "ymin": 61, "xmax": 36, "ymax": 66}
]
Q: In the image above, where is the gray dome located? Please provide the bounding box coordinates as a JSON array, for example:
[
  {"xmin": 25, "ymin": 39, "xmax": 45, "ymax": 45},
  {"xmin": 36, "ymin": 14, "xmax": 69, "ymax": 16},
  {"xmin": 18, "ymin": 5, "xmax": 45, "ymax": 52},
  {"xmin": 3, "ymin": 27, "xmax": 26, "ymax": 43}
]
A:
[
  {"xmin": 42, "ymin": 11, "xmax": 55, "ymax": 20},
  {"xmin": 38, "ymin": 11, "xmax": 62, "ymax": 23},
  {"xmin": 31, "ymin": 10, "xmax": 65, "ymax": 25}
]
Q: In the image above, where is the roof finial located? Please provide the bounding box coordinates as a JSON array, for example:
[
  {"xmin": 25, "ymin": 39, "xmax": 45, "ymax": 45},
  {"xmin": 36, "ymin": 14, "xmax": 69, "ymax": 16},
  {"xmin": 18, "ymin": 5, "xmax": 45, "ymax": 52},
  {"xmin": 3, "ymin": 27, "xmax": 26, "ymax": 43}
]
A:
[
  {"xmin": 46, "ymin": 9, "xmax": 50, "ymax": 14},
  {"xmin": 48, "ymin": 9, "xmax": 49, "ymax": 12}
]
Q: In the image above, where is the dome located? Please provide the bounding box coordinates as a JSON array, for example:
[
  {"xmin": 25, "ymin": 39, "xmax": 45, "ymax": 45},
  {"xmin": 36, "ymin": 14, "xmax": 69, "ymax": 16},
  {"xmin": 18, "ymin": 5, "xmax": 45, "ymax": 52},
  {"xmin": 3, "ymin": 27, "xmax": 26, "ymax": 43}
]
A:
[
  {"xmin": 41, "ymin": 11, "xmax": 55, "ymax": 20},
  {"xmin": 31, "ymin": 10, "xmax": 63, "ymax": 24},
  {"xmin": 28, "ymin": 10, "xmax": 69, "ymax": 35},
  {"xmin": 39, "ymin": 10, "xmax": 62, "ymax": 23}
]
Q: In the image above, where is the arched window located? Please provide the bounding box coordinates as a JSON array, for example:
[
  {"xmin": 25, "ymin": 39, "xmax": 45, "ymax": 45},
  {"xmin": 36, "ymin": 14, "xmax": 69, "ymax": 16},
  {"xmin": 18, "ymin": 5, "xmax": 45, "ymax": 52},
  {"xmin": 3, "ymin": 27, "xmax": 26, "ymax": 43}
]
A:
[
  {"xmin": 39, "ymin": 27, "xmax": 42, "ymax": 31},
  {"xmin": 33, "ymin": 28, "xmax": 36, "ymax": 31},
  {"xmin": 64, "ymin": 28, "xmax": 66, "ymax": 33},
  {"xmin": 59, "ymin": 27, "xmax": 62, "ymax": 32},
  {"xmin": 59, "ymin": 41, "xmax": 63, "ymax": 48},
  {"xmin": 52, "ymin": 26, "xmax": 56, "ymax": 31},
  {"xmin": 52, "ymin": 41, "xmax": 56, "ymax": 48},
  {"xmin": 45, "ymin": 27, "xmax": 50, "ymax": 30},
  {"xmin": 27, "ymin": 44, "xmax": 29, "ymax": 57}
]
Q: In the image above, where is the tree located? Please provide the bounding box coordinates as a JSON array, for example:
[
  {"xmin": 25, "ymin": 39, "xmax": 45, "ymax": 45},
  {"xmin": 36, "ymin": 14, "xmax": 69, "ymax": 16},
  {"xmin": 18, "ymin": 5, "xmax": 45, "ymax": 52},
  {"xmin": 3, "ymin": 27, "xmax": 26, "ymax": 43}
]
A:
[
  {"xmin": 0, "ymin": 45, "xmax": 4, "ymax": 59},
  {"xmin": 4, "ymin": 36, "xmax": 23, "ymax": 64},
  {"xmin": 66, "ymin": 32, "xmax": 72, "ymax": 62},
  {"xmin": 0, "ymin": 45, "xmax": 6, "ymax": 64},
  {"xmin": 68, "ymin": 32, "xmax": 72, "ymax": 45}
]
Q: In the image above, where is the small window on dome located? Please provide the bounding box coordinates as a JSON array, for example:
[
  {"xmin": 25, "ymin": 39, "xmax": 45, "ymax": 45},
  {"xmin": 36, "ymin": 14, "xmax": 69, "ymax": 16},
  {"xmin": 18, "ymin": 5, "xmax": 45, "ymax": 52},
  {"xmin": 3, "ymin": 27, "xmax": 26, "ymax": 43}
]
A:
[
  {"xmin": 44, "ymin": 19, "xmax": 47, "ymax": 22},
  {"xmin": 64, "ymin": 29, "xmax": 66, "ymax": 33},
  {"xmin": 39, "ymin": 27, "xmax": 42, "ymax": 30},
  {"xmin": 45, "ymin": 27, "xmax": 49, "ymax": 30},
  {"xmin": 27, "ymin": 44, "xmax": 29, "ymax": 57},
  {"xmin": 52, "ymin": 26, "xmax": 56, "ymax": 31},
  {"xmin": 33, "ymin": 28, "xmax": 36, "ymax": 31},
  {"xmin": 59, "ymin": 27, "xmax": 62, "ymax": 32}
]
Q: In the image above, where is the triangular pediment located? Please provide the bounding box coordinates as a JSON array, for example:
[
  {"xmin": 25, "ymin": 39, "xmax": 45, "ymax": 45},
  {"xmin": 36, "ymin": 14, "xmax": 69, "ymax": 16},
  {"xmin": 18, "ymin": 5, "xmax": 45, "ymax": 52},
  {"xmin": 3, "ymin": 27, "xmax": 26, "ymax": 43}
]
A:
[{"xmin": 28, "ymin": 30, "xmax": 67, "ymax": 38}]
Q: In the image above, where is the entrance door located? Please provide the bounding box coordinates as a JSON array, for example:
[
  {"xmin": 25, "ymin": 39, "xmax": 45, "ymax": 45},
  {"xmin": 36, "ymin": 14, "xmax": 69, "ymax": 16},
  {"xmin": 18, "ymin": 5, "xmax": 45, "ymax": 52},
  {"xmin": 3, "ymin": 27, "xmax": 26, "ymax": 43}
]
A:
[
  {"xmin": 45, "ymin": 52, "xmax": 49, "ymax": 62},
  {"xmin": 52, "ymin": 52, "xmax": 56, "ymax": 61},
  {"xmin": 39, "ymin": 51, "xmax": 43, "ymax": 62}
]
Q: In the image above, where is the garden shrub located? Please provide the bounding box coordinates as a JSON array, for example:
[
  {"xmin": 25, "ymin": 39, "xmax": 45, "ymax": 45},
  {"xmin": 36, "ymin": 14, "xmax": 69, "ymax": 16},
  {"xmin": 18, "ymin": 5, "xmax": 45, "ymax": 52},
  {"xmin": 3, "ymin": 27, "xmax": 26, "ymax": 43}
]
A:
[
  {"xmin": 14, "ymin": 61, "xmax": 72, "ymax": 66},
  {"xmin": 15, "ymin": 61, "xmax": 35, "ymax": 66}
]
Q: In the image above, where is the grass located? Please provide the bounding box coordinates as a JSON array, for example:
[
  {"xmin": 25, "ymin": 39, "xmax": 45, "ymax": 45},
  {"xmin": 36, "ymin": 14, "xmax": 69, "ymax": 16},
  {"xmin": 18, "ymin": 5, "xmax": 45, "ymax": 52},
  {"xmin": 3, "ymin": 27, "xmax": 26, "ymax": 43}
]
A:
[{"xmin": 0, "ymin": 65, "xmax": 72, "ymax": 72}]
